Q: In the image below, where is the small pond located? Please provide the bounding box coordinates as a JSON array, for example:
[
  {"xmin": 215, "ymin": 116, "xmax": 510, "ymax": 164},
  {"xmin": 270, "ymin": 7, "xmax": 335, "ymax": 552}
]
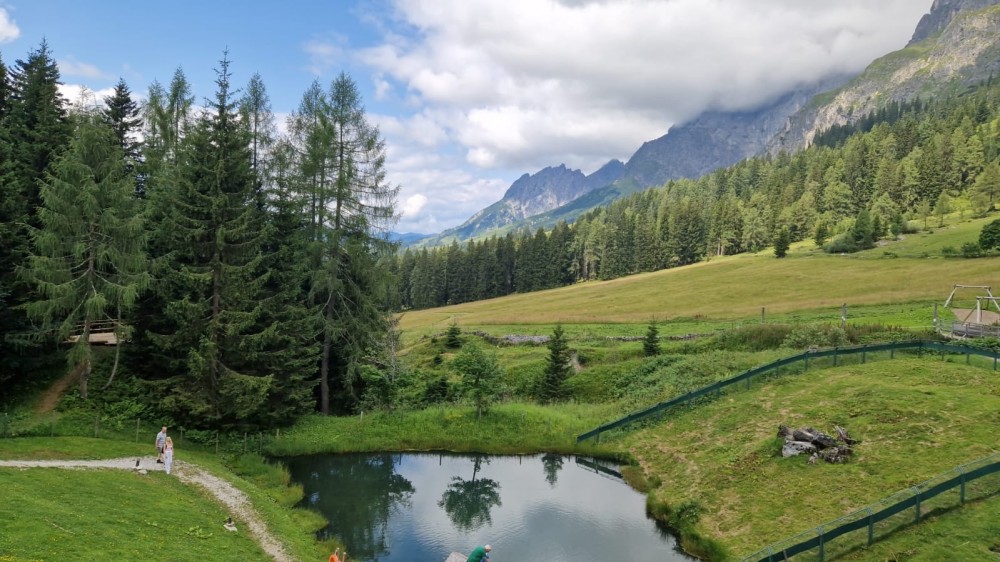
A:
[{"xmin": 285, "ymin": 453, "xmax": 696, "ymax": 562}]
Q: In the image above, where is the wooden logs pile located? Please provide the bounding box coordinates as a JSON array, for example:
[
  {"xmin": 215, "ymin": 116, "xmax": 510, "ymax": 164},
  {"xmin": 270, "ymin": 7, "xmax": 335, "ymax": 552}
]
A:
[{"xmin": 778, "ymin": 425, "xmax": 857, "ymax": 464}]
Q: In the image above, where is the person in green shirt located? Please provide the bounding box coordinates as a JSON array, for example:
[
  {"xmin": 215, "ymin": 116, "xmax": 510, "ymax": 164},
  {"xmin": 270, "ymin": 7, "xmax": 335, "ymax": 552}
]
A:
[{"xmin": 467, "ymin": 544, "xmax": 491, "ymax": 562}]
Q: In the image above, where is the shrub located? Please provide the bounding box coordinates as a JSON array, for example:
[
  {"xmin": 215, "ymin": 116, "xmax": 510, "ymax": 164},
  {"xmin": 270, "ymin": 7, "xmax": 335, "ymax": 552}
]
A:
[
  {"xmin": 783, "ymin": 324, "xmax": 848, "ymax": 349},
  {"xmin": 823, "ymin": 234, "xmax": 858, "ymax": 254},
  {"xmin": 961, "ymin": 242, "xmax": 982, "ymax": 258},
  {"xmin": 714, "ymin": 324, "xmax": 793, "ymax": 351},
  {"xmin": 941, "ymin": 245, "xmax": 957, "ymax": 257}
]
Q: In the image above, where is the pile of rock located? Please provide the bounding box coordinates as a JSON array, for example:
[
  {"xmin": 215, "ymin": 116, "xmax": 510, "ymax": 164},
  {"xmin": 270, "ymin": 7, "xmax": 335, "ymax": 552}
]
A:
[{"xmin": 778, "ymin": 425, "xmax": 857, "ymax": 464}]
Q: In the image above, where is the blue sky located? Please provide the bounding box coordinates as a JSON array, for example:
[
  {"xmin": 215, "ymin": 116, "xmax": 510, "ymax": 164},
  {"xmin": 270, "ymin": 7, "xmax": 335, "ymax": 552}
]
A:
[{"xmin": 1, "ymin": 1, "xmax": 932, "ymax": 234}]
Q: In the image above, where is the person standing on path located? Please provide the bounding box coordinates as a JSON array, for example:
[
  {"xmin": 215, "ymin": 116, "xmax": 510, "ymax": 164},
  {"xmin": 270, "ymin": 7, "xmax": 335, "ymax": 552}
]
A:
[
  {"xmin": 163, "ymin": 436, "xmax": 174, "ymax": 475},
  {"xmin": 155, "ymin": 426, "xmax": 167, "ymax": 464},
  {"xmin": 467, "ymin": 544, "xmax": 491, "ymax": 562}
]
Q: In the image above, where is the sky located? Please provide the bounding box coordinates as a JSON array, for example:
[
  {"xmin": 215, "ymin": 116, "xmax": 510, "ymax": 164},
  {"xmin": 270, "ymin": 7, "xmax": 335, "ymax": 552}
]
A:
[{"xmin": 0, "ymin": 0, "xmax": 933, "ymax": 234}]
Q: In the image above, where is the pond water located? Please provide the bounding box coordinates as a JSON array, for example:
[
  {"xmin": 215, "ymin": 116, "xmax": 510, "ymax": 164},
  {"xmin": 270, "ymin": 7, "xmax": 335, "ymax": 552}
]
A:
[{"xmin": 284, "ymin": 453, "xmax": 696, "ymax": 562}]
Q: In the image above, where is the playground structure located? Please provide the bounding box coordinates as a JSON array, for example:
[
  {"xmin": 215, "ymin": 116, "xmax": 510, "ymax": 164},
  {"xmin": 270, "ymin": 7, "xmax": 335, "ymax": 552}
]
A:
[{"xmin": 941, "ymin": 284, "xmax": 1000, "ymax": 339}]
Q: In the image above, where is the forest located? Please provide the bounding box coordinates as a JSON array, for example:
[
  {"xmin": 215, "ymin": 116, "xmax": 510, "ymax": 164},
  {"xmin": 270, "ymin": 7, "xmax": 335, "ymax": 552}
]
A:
[
  {"xmin": 0, "ymin": 42, "xmax": 399, "ymax": 429},
  {"xmin": 393, "ymin": 82, "xmax": 1000, "ymax": 309}
]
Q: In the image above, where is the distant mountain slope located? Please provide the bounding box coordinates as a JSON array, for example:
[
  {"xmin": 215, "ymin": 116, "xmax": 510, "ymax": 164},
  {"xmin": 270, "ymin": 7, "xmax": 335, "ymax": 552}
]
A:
[
  {"xmin": 415, "ymin": 0, "xmax": 1000, "ymax": 246},
  {"xmin": 420, "ymin": 160, "xmax": 624, "ymax": 245},
  {"xmin": 769, "ymin": 0, "xmax": 1000, "ymax": 153}
]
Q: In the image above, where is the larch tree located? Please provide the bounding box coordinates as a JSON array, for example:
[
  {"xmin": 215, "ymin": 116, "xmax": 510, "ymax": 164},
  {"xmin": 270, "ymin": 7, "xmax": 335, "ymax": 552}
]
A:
[
  {"xmin": 292, "ymin": 72, "xmax": 399, "ymax": 414},
  {"xmin": 20, "ymin": 113, "xmax": 149, "ymax": 399}
]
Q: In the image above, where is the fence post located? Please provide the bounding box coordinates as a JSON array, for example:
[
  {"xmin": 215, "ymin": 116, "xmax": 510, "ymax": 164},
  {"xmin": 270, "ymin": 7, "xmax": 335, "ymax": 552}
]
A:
[
  {"xmin": 833, "ymin": 351, "xmax": 838, "ymax": 367},
  {"xmin": 94, "ymin": 414, "xmax": 100, "ymax": 438},
  {"xmin": 817, "ymin": 525, "xmax": 825, "ymax": 562},
  {"xmin": 913, "ymin": 487, "xmax": 922, "ymax": 523},
  {"xmin": 2, "ymin": 412, "xmax": 8, "ymax": 437},
  {"xmin": 959, "ymin": 468, "xmax": 966, "ymax": 504},
  {"xmin": 866, "ymin": 507, "xmax": 874, "ymax": 546},
  {"xmin": 862, "ymin": 345, "xmax": 867, "ymax": 364}
]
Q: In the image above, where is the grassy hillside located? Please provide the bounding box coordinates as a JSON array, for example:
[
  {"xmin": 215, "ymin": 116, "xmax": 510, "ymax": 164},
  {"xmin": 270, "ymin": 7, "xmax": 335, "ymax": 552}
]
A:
[
  {"xmin": 399, "ymin": 215, "xmax": 998, "ymax": 338},
  {"xmin": 623, "ymin": 358, "xmax": 1000, "ymax": 558}
]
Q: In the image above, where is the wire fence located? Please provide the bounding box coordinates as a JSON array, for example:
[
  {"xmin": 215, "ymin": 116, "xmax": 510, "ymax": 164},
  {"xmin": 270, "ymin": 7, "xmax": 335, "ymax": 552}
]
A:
[
  {"xmin": 0, "ymin": 409, "xmax": 282, "ymax": 458},
  {"xmin": 739, "ymin": 452, "xmax": 1000, "ymax": 561},
  {"xmin": 576, "ymin": 340, "xmax": 1000, "ymax": 443}
]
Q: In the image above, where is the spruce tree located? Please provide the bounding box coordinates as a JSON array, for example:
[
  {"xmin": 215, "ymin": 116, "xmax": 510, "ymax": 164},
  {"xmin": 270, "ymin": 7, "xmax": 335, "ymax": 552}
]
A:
[
  {"xmin": 773, "ymin": 227, "xmax": 790, "ymax": 258},
  {"xmin": 540, "ymin": 323, "xmax": 572, "ymax": 403},
  {"xmin": 643, "ymin": 321, "xmax": 661, "ymax": 356},
  {"xmin": 0, "ymin": 41, "xmax": 71, "ymax": 390},
  {"xmin": 101, "ymin": 78, "xmax": 142, "ymax": 195},
  {"xmin": 147, "ymin": 53, "xmax": 297, "ymax": 428},
  {"xmin": 445, "ymin": 321, "xmax": 462, "ymax": 349},
  {"xmin": 21, "ymin": 113, "xmax": 149, "ymax": 399}
]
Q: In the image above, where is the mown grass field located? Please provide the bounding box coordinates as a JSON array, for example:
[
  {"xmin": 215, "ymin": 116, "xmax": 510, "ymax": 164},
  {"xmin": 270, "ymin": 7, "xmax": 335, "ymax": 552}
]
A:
[
  {"xmin": 399, "ymin": 215, "xmax": 998, "ymax": 340},
  {"xmin": 0, "ymin": 437, "xmax": 331, "ymax": 562}
]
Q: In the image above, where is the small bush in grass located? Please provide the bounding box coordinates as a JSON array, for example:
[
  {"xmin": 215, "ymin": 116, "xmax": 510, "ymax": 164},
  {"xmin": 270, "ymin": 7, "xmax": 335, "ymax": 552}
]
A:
[
  {"xmin": 824, "ymin": 234, "xmax": 858, "ymax": 254},
  {"xmin": 713, "ymin": 324, "xmax": 793, "ymax": 351},
  {"xmin": 961, "ymin": 241, "xmax": 981, "ymax": 258},
  {"xmin": 941, "ymin": 245, "xmax": 957, "ymax": 257},
  {"xmin": 783, "ymin": 323, "xmax": 848, "ymax": 349}
]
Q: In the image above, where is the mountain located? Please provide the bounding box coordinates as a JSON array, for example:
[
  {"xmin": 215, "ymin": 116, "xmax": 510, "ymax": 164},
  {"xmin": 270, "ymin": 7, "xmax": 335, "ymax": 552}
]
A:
[
  {"xmin": 417, "ymin": 0, "xmax": 1000, "ymax": 246},
  {"xmin": 418, "ymin": 159, "xmax": 624, "ymax": 245},
  {"xmin": 769, "ymin": 0, "xmax": 1000, "ymax": 153}
]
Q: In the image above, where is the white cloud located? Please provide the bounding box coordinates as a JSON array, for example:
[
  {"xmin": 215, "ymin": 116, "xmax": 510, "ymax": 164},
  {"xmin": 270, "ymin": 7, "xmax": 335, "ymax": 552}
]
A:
[
  {"xmin": 0, "ymin": 7, "xmax": 19, "ymax": 43},
  {"xmin": 58, "ymin": 58, "xmax": 113, "ymax": 80},
  {"xmin": 401, "ymin": 193, "xmax": 428, "ymax": 217},
  {"xmin": 58, "ymin": 84, "xmax": 117, "ymax": 110},
  {"xmin": 303, "ymin": 37, "xmax": 346, "ymax": 76},
  {"xmin": 361, "ymin": 0, "xmax": 931, "ymax": 178}
]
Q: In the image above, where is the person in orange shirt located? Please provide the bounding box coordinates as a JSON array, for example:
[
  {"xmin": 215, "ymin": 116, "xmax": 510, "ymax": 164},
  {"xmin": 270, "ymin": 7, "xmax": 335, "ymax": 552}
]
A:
[{"xmin": 329, "ymin": 548, "xmax": 341, "ymax": 562}]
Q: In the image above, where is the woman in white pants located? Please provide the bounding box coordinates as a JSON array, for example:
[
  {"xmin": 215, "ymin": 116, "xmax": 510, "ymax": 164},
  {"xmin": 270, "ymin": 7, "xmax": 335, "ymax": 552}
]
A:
[{"xmin": 164, "ymin": 436, "xmax": 174, "ymax": 475}]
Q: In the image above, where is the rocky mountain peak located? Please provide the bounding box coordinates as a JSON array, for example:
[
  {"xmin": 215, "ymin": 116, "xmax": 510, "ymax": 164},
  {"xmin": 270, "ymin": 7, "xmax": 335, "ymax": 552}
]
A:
[{"xmin": 909, "ymin": 0, "xmax": 1000, "ymax": 44}]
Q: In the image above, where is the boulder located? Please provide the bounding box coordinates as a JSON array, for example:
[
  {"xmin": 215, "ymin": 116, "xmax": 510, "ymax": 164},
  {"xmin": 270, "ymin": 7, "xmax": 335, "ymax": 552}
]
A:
[{"xmin": 781, "ymin": 440, "xmax": 817, "ymax": 458}]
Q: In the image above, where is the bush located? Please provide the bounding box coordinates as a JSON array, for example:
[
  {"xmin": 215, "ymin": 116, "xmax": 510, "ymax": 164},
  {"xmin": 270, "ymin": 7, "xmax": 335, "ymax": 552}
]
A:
[
  {"xmin": 823, "ymin": 234, "xmax": 858, "ymax": 254},
  {"xmin": 941, "ymin": 245, "xmax": 957, "ymax": 257},
  {"xmin": 783, "ymin": 324, "xmax": 849, "ymax": 349},
  {"xmin": 713, "ymin": 324, "xmax": 793, "ymax": 351},
  {"xmin": 961, "ymin": 241, "xmax": 982, "ymax": 258}
]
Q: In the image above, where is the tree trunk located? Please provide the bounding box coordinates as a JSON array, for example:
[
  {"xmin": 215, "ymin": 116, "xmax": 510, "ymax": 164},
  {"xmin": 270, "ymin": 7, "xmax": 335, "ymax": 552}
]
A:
[{"xmin": 320, "ymin": 305, "xmax": 332, "ymax": 415}]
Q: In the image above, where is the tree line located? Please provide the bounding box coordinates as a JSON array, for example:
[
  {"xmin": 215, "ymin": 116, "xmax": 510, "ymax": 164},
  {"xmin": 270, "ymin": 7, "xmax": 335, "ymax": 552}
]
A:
[
  {"xmin": 393, "ymin": 81, "xmax": 1000, "ymax": 310},
  {"xmin": 0, "ymin": 42, "xmax": 398, "ymax": 429}
]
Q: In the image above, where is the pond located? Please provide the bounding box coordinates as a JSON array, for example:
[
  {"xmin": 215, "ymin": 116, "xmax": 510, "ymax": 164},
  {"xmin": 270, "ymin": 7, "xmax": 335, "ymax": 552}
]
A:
[{"xmin": 285, "ymin": 453, "xmax": 696, "ymax": 562}]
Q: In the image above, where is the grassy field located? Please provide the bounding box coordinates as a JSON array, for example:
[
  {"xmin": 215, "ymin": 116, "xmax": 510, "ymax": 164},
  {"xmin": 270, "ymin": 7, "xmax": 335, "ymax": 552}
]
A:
[
  {"xmin": 0, "ymin": 437, "xmax": 331, "ymax": 562},
  {"xmin": 399, "ymin": 215, "xmax": 999, "ymax": 339},
  {"xmin": 621, "ymin": 357, "xmax": 1000, "ymax": 558}
]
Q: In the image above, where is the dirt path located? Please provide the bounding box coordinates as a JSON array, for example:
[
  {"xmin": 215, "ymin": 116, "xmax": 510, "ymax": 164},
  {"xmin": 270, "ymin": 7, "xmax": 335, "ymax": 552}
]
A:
[
  {"xmin": 35, "ymin": 366, "xmax": 82, "ymax": 414},
  {"xmin": 0, "ymin": 456, "xmax": 291, "ymax": 562}
]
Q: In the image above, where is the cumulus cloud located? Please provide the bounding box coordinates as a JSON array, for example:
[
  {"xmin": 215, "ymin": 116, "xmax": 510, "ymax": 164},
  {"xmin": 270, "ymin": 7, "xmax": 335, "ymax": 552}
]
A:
[
  {"xmin": 0, "ymin": 7, "xmax": 19, "ymax": 43},
  {"xmin": 58, "ymin": 84, "xmax": 117, "ymax": 110},
  {"xmin": 304, "ymin": 37, "xmax": 346, "ymax": 76},
  {"xmin": 58, "ymin": 58, "xmax": 113, "ymax": 80},
  {"xmin": 362, "ymin": 0, "xmax": 930, "ymax": 176},
  {"xmin": 401, "ymin": 193, "xmax": 428, "ymax": 217}
]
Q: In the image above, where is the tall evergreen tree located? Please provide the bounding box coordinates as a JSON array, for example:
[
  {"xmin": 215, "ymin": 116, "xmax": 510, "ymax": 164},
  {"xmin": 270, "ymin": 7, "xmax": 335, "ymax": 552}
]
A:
[
  {"xmin": 294, "ymin": 72, "xmax": 398, "ymax": 414},
  {"xmin": 102, "ymin": 79, "xmax": 142, "ymax": 171},
  {"xmin": 540, "ymin": 323, "xmax": 572, "ymax": 403},
  {"xmin": 146, "ymin": 53, "xmax": 300, "ymax": 428},
  {"xmin": 0, "ymin": 40, "xmax": 72, "ymax": 389},
  {"xmin": 20, "ymin": 113, "xmax": 149, "ymax": 399}
]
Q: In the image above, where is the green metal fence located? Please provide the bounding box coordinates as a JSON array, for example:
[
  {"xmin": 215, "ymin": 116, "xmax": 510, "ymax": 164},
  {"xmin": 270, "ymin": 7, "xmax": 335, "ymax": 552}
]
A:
[
  {"xmin": 739, "ymin": 452, "xmax": 1000, "ymax": 561},
  {"xmin": 576, "ymin": 340, "xmax": 1000, "ymax": 443}
]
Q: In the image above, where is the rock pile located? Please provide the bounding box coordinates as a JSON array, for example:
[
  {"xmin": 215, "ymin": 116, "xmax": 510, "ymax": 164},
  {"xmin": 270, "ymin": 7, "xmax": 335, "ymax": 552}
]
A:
[{"xmin": 778, "ymin": 425, "xmax": 857, "ymax": 464}]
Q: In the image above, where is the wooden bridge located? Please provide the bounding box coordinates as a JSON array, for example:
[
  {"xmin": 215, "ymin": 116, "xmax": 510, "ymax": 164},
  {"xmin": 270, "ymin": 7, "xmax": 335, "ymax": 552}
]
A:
[{"xmin": 65, "ymin": 321, "xmax": 122, "ymax": 346}]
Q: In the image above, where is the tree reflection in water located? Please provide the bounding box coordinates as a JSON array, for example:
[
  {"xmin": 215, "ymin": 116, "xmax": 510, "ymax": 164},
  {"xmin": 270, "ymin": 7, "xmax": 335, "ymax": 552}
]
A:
[
  {"xmin": 438, "ymin": 454, "xmax": 502, "ymax": 531},
  {"xmin": 299, "ymin": 454, "xmax": 414, "ymax": 561},
  {"xmin": 541, "ymin": 453, "xmax": 564, "ymax": 486}
]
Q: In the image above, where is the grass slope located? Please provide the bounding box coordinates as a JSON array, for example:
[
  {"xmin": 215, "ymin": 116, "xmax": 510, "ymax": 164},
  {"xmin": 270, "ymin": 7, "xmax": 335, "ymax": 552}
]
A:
[
  {"xmin": 622, "ymin": 357, "xmax": 1000, "ymax": 558},
  {"xmin": 399, "ymin": 216, "xmax": 998, "ymax": 338}
]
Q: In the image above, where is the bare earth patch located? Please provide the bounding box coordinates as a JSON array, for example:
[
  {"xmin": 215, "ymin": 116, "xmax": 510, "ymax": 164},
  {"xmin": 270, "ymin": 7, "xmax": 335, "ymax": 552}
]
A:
[{"xmin": 0, "ymin": 456, "xmax": 291, "ymax": 562}]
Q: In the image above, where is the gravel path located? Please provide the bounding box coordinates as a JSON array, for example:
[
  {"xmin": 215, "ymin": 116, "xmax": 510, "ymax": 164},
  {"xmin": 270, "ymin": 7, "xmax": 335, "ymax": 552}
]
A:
[{"xmin": 0, "ymin": 456, "xmax": 291, "ymax": 562}]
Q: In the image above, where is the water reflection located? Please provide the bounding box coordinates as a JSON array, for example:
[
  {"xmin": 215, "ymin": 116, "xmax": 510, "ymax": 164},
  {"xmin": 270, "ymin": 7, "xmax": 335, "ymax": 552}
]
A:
[
  {"xmin": 284, "ymin": 453, "xmax": 695, "ymax": 562},
  {"xmin": 438, "ymin": 455, "xmax": 503, "ymax": 531},
  {"xmin": 297, "ymin": 453, "xmax": 414, "ymax": 561}
]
